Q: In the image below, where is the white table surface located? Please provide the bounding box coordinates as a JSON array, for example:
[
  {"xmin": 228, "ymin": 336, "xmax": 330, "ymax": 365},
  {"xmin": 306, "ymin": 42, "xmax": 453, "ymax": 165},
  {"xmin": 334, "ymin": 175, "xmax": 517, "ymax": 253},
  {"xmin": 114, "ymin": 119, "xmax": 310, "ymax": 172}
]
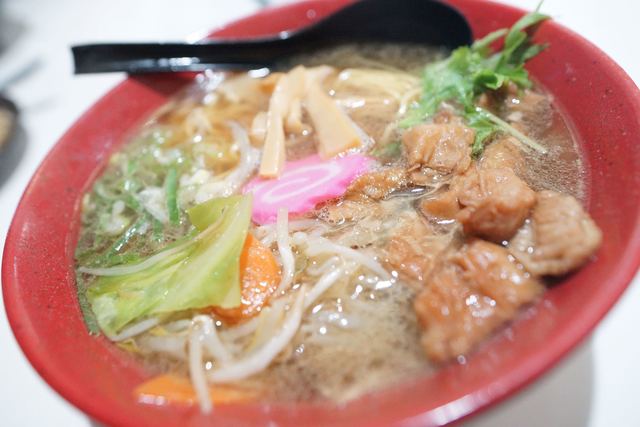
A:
[{"xmin": 0, "ymin": 0, "xmax": 638, "ymax": 426}]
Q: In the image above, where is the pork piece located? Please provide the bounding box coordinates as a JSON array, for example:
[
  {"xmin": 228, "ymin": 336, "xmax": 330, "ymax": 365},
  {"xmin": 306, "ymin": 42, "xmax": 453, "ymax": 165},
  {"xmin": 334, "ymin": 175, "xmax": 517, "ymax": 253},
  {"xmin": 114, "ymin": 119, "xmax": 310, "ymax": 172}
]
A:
[
  {"xmin": 509, "ymin": 190, "xmax": 602, "ymax": 276},
  {"xmin": 346, "ymin": 167, "xmax": 409, "ymax": 201},
  {"xmin": 477, "ymin": 81, "xmax": 520, "ymax": 113},
  {"xmin": 402, "ymin": 123, "xmax": 474, "ymax": 175},
  {"xmin": 419, "ymin": 189, "xmax": 460, "ymax": 221},
  {"xmin": 479, "ymin": 137, "xmax": 525, "ymax": 173},
  {"xmin": 317, "ymin": 168, "xmax": 408, "ymax": 223},
  {"xmin": 456, "ymin": 167, "xmax": 536, "ymax": 242},
  {"xmin": 504, "ymin": 89, "xmax": 552, "ymax": 135},
  {"xmin": 432, "ymin": 108, "xmax": 466, "ymax": 125},
  {"xmin": 409, "ymin": 168, "xmax": 446, "ymax": 186},
  {"xmin": 383, "ymin": 218, "xmax": 450, "ymax": 285},
  {"xmin": 414, "ymin": 240, "xmax": 543, "ymax": 363},
  {"xmin": 505, "ymin": 89, "xmax": 550, "ymax": 119},
  {"xmin": 317, "ymin": 199, "xmax": 378, "ymax": 224}
]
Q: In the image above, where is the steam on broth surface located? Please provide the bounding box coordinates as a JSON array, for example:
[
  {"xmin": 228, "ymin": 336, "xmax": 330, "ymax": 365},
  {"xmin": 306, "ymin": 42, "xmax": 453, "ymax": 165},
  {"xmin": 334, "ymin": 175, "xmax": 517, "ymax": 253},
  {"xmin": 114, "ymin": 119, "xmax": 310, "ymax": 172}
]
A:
[{"xmin": 75, "ymin": 14, "xmax": 601, "ymax": 411}]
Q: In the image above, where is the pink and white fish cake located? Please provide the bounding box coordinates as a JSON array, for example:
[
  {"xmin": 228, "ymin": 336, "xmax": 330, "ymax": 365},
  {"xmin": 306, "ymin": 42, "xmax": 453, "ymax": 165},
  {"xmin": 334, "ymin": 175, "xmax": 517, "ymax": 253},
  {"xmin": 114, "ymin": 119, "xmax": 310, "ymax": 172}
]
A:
[{"xmin": 243, "ymin": 154, "xmax": 373, "ymax": 224}]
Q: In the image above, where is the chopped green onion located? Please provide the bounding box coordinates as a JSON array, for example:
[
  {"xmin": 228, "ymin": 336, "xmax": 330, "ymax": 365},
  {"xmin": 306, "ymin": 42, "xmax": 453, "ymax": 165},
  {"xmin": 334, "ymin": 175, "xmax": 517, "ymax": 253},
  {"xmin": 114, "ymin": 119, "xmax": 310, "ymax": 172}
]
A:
[{"xmin": 164, "ymin": 167, "xmax": 179, "ymax": 225}]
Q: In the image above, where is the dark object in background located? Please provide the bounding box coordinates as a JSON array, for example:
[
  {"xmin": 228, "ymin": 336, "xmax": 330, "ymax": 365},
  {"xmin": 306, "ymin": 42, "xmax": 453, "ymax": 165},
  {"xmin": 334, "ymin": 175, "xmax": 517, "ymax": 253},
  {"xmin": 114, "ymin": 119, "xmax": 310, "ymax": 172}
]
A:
[
  {"xmin": 0, "ymin": 95, "xmax": 17, "ymax": 151},
  {"xmin": 72, "ymin": 0, "xmax": 472, "ymax": 74},
  {"xmin": 0, "ymin": 94, "xmax": 23, "ymax": 189}
]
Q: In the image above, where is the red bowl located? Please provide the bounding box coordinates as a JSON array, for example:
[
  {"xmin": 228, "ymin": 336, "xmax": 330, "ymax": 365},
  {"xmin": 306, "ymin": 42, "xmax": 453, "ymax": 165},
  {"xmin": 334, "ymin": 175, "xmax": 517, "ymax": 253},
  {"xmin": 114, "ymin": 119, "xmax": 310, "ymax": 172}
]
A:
[{"xmin": 3, "ymin": 1, "xmax": 640, "ymax": 426}]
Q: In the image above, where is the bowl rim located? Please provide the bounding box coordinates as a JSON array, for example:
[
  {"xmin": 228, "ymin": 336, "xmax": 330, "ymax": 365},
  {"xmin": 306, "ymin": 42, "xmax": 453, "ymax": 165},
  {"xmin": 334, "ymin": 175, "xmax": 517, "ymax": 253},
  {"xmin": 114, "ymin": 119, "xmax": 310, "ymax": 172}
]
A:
[{"xmin": 3, "ymin": 1, "xmax": 640, "ymax": 426}]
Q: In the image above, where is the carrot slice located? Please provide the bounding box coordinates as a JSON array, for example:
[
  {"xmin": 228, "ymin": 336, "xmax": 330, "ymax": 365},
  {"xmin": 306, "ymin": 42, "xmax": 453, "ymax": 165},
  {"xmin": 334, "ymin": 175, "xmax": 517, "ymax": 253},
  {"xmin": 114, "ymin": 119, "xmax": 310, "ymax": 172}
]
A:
[
  {"xmin": 135, "ymin": 374, "xmax": 259, "ymax": 406},
  {"xmin": 213, "ymin": 233, "xmax": 281, "ymax": 323}
]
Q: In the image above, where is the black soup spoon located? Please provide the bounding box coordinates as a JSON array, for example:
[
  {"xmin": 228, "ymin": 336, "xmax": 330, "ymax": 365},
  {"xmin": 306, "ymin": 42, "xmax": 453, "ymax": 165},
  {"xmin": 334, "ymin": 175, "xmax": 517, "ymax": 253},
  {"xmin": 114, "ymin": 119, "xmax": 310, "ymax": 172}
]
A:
[{"xmin": 72, "ymin": 0, "xmax": 472, "ymax": 74}]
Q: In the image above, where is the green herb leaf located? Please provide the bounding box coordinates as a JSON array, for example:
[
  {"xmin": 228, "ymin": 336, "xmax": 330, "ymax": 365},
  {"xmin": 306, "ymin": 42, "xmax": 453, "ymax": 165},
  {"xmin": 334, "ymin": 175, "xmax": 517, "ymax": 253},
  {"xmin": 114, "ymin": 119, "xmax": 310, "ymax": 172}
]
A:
[
  {"xmin": 403, "ymin": 9, "xmax": 550, "ymax": 155},
  {"xmin": 465, "ymin": 108, "xmax": 498, "ymax": 157},
  {"xmin": 471, "ymin": 29, "xmax": 508, "ymax": 55}
]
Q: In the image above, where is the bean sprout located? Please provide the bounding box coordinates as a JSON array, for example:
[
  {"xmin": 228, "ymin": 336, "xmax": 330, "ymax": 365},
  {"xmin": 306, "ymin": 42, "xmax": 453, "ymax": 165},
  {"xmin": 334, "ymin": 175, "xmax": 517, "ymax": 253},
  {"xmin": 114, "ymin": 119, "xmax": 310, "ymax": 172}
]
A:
[
  {"xmin": 207, "ymin": 288, "xmax": 306, "ymax": 383},
  {"xmin": 193, "ymin": 315, "xmax": 233, "ymax": 364},
  {"xmin": 105, "ymin": 317, "xmax": 160, "ymax": 342},
  {"xmin": 305, "ymin": 237, "xmax": 391, "ymax": 280},
  {"xmin": 274, "ymin": 208, "xmax": 295, "ymax": 295},
  {"xmin": 189, "ymin": 322, "xmax": 212, "ymax": 414}
]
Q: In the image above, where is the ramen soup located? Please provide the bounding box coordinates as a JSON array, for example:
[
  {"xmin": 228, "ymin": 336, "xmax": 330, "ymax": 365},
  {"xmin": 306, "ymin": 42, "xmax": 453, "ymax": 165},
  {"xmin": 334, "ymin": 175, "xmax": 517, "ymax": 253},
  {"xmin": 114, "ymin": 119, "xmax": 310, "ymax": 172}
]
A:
[{"xmin": 75, "ymin": 13, "xmax": 601, "ymax": 411}]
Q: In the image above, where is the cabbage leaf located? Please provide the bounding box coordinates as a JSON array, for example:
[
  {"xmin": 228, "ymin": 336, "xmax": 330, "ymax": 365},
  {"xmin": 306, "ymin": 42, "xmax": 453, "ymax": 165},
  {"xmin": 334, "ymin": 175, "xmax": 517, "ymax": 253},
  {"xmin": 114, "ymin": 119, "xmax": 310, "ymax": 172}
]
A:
[{"xmin": 86, "ymin": 195, "xmax": 251, "ymax": 336}]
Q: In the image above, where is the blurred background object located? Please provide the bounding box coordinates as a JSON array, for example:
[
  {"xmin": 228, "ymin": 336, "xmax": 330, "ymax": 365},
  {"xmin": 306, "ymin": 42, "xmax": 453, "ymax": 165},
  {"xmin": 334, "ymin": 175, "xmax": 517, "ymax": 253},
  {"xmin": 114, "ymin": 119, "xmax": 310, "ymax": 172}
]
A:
[
  {"xmin": 0, "ymin": 0, "xmax": 18, "ymax": 150},
  {"xmin": 0, "ymin": 95, "xmax": 16, "ymax": 150},
  {"xmin": 0, "ymin": 0, "xmax": 25, "ymax": 187}
]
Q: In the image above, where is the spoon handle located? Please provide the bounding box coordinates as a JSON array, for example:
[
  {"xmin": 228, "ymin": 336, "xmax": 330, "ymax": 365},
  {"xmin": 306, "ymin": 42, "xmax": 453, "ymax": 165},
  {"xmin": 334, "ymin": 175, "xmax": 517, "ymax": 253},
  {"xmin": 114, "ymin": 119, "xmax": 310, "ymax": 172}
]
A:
[{"xmin": 72, "ymin": 37, "xmax": 297, "ymax": 74}]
